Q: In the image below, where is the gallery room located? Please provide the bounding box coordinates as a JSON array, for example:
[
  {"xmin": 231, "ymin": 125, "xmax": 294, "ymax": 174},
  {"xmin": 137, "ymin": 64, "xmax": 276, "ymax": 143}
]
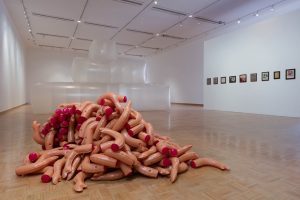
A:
[{"xmin": 0, "ymin": 0, "xmax": 299, "ymax": 199}]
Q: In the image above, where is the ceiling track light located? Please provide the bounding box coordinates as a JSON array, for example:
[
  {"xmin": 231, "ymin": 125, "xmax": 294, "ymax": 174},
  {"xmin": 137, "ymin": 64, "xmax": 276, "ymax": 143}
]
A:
[
  {"xmin": 155, "ymin": 33, "xmax": 160, "ymax": 37},
  {"xmin": 188, "ymin": 14, "xmax": 193, "ymax": 18},
  {"xmin": 237, "ymin": 19, "xmax": 241, "ymax": 24},
  {"xmin": 77, "ymin": 20, "xmax": 81, "ymax": 23},
  {"xmin": 255, "ymin": 12, "xmax": 259, "ymax": 17},
  {"xmin": 154, "ymin": 0, "xmax": 158, "ymax": 5}
]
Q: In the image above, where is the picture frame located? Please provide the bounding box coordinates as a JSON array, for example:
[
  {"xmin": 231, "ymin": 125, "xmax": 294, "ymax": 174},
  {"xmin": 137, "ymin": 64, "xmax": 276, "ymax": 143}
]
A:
[
  {"xmin": 250, "ymin": 73, "xmax": 257, "ymax": 82},
  {"xmin": 221, "ymin": 77, "xmax": 226, "ymax": 84},
  {"xmin": 229, "ymin": 76, "xmax": 236, "ymax": 83},
  {"xmin": 274, "ymin": 71, "xmax": 280, "ymax": 80},
  {"xmin": 207, "ymin": 78, "xmax": 211, "ymax": 85},
  {"xmin": 213, "ymin": 77, "xmax": 218, "ymax": 84},
  {"xmin": 286, "ymin": 68, "xmax": 296, "ymax": 80},
  {"xmin": 261, "ymin": 72, "xmax": 269, "ymax": 81},
  {"xmin": 239, "ymin": 74, "xmax": 247, "ymax": 83}
]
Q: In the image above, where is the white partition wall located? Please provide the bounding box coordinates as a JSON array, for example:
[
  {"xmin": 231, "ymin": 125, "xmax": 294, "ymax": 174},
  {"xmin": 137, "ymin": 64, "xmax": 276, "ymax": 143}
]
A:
[
  {"xmin": 204, "ymin": 9, "xmax": 300, "ymax": 117},
  {"xmin": 0, "ymin": 0, "xmax": 26, "ymax": 112}
]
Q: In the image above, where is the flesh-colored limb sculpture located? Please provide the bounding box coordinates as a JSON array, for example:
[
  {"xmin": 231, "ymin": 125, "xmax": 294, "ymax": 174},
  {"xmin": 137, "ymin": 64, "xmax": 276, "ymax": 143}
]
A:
[
  {"xmin": 32, "ymin": 121, "xmax": 44, "ymax": 145},
  {"xmin": 190, "ymin": 158, "xmax": 230, "ymax": 170},
  {"xmin": 138, "ymin": 146, "xmax": 157, "ymax": 160},
  {"xmin": 52, "ymin": 157, "xmax": 66, "ymax": 184},
  {"xmin": 90, "ymin": 153, "xmax": 117, "ymax": 168},
  {"xmin": 121, "ymin": 129, "xmax": 146, "ymax": 148},
  {"xmin": 143, "ymin": 152, "xmax": 164, "ymax": 166},
  {"xmin": 170, "ymin": 157, "xmax": 179, "ymax": 183},
  {"xmin": 15, "ymin": 156, "xmax": 59, "ymax": 176},
  {"xmin": 112, "ymin": 101, "xmax": 131, "ymax": 132},
  {"xmin": 91, "ymin": 170, "xmax": 124, "ymax": 181},
  {"xmin": 178, "ymin": 152, "xmax": 199, "ymax": 163},
  {"xmin": 104, "ymin": 149, "xmax": 134, "ymax": 166},
  {"xmin": 73, "ymin": 171, "xmax": 89, "ymax": 192},
  {"xmin": 127, "ymin": 123, "xmax": 144, "ymax": 137}
]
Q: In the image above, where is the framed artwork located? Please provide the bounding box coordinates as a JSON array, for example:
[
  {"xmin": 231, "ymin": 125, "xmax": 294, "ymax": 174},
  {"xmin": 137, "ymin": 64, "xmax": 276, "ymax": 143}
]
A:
[
  {"xmin": 207, "ymin": 78, "xmax": 211, "ymax": 85},
  {"xmin": 239, "ymin": 74, "xmax": 247, "ymax": 83},
  {"xmin": 250, "ymin": 73, "xmax": 257, "ymax": 82},
  {"xmin": 262, "ymin": 72, "xmax": 269, "ymax": 81},
  {"xmin": 221, "ymin": 77, "xmax": 226, "ymax": 84},
  {"xmin": 286, "ymin": 68, "xmax": 296, "ymax": 80},
  {"xmin": 274, "ymin": 71, "xmax": 280, "ymax": 79},
  {"xmin": 213, "ymin": 77, "xmax": 218, "ymax": 84},
  {"xmin": 229, "ymin": 76, "xmax": 236, "ymax": 83}
]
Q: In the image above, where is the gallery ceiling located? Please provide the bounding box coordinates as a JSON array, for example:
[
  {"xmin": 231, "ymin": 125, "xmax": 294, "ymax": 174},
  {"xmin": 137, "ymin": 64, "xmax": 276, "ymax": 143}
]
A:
[{"xmin": 4, "ymin": 0, "xmax": 297, "ymax": 56}]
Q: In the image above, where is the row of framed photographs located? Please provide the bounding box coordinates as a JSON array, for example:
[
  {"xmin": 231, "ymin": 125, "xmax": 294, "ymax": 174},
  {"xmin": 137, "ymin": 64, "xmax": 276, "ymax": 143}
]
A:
[{"xmin": 207, "ymin": 68, "xmax": 296, "ymax": 85}]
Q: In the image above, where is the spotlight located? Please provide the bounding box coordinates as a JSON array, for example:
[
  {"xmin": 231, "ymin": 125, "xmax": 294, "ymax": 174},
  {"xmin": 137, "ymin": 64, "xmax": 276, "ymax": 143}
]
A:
[
  {"xmin": 237, "ymin": 19, "xmax": 241, "ymax": 24},
  {"xmin": 154, "ymin": 1, "xmax": 158, "ymax": 5},
  {"xmin": 77, "ymin": 20, "xmax": 81, "ymax": 23},
  {"xmin": 188, "ymin": 14, "xmax": 193, "ymax": 18},
  {"xmin": 179, "ymin": 23, "xmax": 183, "ymax": 27},
  {"xmin": 155, "ymin": 33, "xmax": 160, "ymax": 37},
  {"xmin": 270, "ymin": 6, "xmax": 275, "ymax": 12},
  {"xmin": 28, "ymin": 29, "xmax": 32, "ymax": 32},
  {"xmin": 255, "ymin": 12, "xmax": 259, "ymax": 17}
]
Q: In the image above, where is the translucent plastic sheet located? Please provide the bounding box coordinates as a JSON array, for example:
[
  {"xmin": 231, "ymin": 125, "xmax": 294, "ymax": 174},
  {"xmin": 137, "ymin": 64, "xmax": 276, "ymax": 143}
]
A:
[{"xmin": 31, "ymin": 83, "xmax": 170, "ymax": 113}]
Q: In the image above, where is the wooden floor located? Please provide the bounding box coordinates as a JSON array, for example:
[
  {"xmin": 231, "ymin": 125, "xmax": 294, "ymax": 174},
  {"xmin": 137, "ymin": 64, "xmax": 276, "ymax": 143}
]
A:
[{"xmin": 1, "ymin": 105, "xmax": 300, "ymax": 200}]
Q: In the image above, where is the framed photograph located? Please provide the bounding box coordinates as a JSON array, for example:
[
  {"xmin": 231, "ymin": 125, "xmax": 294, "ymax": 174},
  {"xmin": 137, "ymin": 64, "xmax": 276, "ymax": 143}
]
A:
[
  {"xmin": 262, "ymin": 72, "xmax": 269, "ymax": 81},
  {"xmin": 207, "ymin": 78, "xmax": 211, "ymax": 85},
  {"xmin": 221, "ymin": 77, "xmax": 226, "ymax": 84},
  {"xmin": 250, "ymin": 73, "xmax": 257, "ymax": 82},
  {"xmin": 213, "ymin": 77, "xmax": 218, "ymax": 84},
  {"xmin": 239, "ymin": 74, "xmax": 247, "ymax": 83},
  {"xmin": 274, "ymin": 71, "xmax": 280, "ymax": 79},
  {"xmin": 229, "ymin": 76, "xmax": 236, "ymax": 83},
  {"xmin": 286, "ymin": 68, "xmax": 296, "ymax": 80}
]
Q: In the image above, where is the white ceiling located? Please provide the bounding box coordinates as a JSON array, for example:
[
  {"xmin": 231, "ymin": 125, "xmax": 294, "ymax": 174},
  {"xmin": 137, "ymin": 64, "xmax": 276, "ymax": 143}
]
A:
[{"xmin": 3, "ymin": 0, "xmax": 295, "ymax": 57}]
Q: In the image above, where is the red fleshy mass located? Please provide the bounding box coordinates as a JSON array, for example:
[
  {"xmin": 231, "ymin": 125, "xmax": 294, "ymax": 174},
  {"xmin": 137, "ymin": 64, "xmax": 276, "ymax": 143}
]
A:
[
  {"xmin": 41, "ymin": 174, "xmax": 52, "ymax": 183},
  {"xmin": 28, "ymin": 152, "xmax": 38, "ymax": 163}
]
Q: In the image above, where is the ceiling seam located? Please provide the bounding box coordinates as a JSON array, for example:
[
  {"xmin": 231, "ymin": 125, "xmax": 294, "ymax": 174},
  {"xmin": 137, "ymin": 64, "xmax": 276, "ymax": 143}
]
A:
[
  {"xmin": 68, "ymin": 0, "xmax": 89, "ymax": 48},
  {"xmin": 110, "ymin": 0, "xmax": 154, "ymax": 40}
]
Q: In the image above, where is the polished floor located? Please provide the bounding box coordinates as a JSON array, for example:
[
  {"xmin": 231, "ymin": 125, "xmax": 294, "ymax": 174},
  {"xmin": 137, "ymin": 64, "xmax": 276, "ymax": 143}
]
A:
[{"xmin": 1, "ymin": 104, "xmax": 300, "ymax": 200}]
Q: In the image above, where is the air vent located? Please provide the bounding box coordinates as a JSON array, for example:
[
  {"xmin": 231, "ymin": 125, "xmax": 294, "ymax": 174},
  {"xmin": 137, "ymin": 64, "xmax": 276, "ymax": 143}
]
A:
[
  {"xmin": 112, "ymin": 0, "xmax": 143, "ymax": 6},
  {"xmin": 162, "ymin": 34, "xmax": 185, "ymax": 40},
  {"xmin": 36, "ymin": 33, "xmax": 69, "ymax": 39},
  {"xmin": 38, "ymin": 44, "xmax": 64, "ymax": 48},
  {"xmin": 84, "ymin": 21, "xmax": 118, "ymax": 29},
  {"xmin": 125, "ymin": 53, "xmax": 143, "ymax": 57},
  {"xmin": 194, "ymin": 16, "xmax": 225, "ymax": 25},
  {"xmin": 72, "ymin": 48, "xmax": 89, "ymax": 51},
  {"xmin": 126, "ymin": 29, "xmax": 153, "ymax": 35},
  {"xmin": 32, "ymin": 12, "xmax": 74, "ymax": 22},
  {"xmin": 140, "ymin": 46, "xmax": 159, "ymax": 50},
  {"xmin": 152, "ymin": 6, "xmax": 186, "ymax": 16},
  {"xmin": 76, "ymin": 38, "xmax": 93, "ymax": 42},
  {"xmin": 116, "ymin": 42, "xmax": 135, "ymax": 47}
]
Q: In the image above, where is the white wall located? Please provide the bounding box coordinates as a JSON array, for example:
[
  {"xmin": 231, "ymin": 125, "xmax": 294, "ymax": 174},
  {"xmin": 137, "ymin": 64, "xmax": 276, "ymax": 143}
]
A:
[
  {"xmin": 204, "ymin": 9, "xmax": 300, "ymax": 117},
  {"xmin": 0, "ymin": 0, "xmax": 26, "ymax": 112},
  {"xmin": 147, "ymin": 40, "xmax": 204, "ymax": 104},
  {"xmin": 26, "ymin": 48, "xmax": 86, "ymax": 102}
]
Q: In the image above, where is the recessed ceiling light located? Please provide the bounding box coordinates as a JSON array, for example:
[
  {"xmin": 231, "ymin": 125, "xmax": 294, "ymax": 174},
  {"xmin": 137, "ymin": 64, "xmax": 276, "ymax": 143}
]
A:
[
  {"xmin": 155, "ymin": 33, "xmax": 160, "ymax": 37},
  {"xmin": 28, "ymin": 29, "xmax": 32, "ymax": 32},
  {"xmin": 77, "ymin": 20, "xmax": 81, "ymax": 23},
  {"xmin": 188, "ymin": 14, "xmax": 193, "ymax": 18},
  {"xmin": 255, "ymin": 12, "xmax": 259, "ymax": 17},
  {"xmin": 154, "ymin": 1, "xmax": 158, "ymax": 5},
  {"xmin": 237, "ymin": 20, "xmax": 241, "ymax": 24}
]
